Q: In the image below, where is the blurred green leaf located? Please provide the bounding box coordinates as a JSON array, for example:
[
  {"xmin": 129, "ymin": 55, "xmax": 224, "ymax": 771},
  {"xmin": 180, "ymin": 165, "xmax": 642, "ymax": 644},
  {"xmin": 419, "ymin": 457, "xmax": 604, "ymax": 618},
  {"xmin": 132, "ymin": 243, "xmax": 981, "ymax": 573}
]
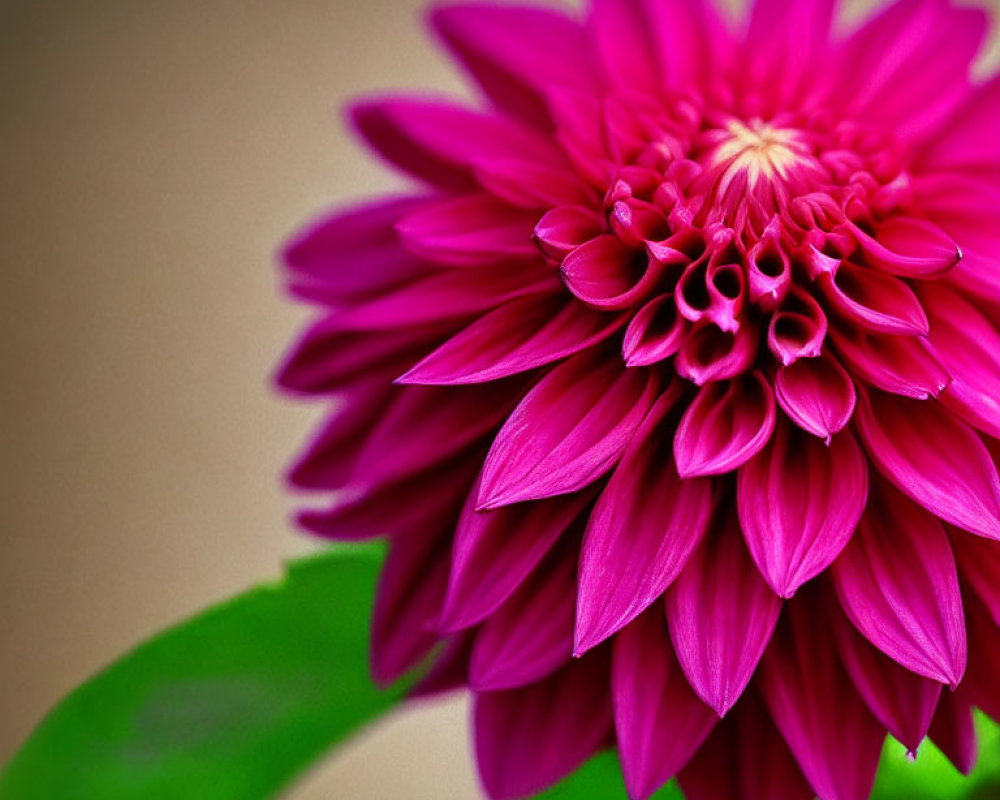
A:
[
  {"xmin": 0, "ymin": 543, "xmax": 402, "ymax": 800},
  {"xmin": 533, "ymin": 751, "xmax": 684, "ymax": 800}
]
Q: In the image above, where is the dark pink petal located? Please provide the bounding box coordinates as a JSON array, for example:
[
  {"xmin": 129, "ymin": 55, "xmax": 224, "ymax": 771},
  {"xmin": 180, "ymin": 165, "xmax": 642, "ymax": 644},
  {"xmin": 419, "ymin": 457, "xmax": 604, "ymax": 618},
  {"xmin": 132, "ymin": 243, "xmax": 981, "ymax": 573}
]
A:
[
  {"xmin": 852, "ymin": 216, "xmax": 961, "ymax": 279},
  {"xmin": 929, "ymin": 687, "xmax": 978, "ymax": 775},
  {"xmin": 439, "ymin": 483, "xmax": 592, "ymax": 631},
  {"xmin": 666, "ymin": 514, "xmax": 781, "ymax": 716},
  {"xmin": 351, "ymin": 98, "xmax": 560, "ymax": 189},
  {"xmin": 962, "ymin": 591, "xmax": 1000, "ymax": 721},
  {"xmin": 817, "ymin": 260, "xmax": 928, "ymax": 335},
  {"xmin": 759, "ymin": 591, "xmax": 885, "ymax": 800},
  {"xmin": 469, "ymin": 539, "xmax": 576, "ymax": 691},
  {"xmin": 747, "ymin": 229, "xmax": 792, "ymax": 311},
  {"xmin": 775, "ymin": 350, "xmax": 856, "ymax": 441},
  {"xmin": 952, "ymin": 529, "xmax": 1000, "ymax": 626},
  {"xmin": 831, "ymin": 593, "xmax": 942, "ymax": 752},
  {"xmin": 409, "ymin": 632, "xmax": 474, "ymax": 699},
  {"xmin": 534, "ymin": 205, "xmax": 606, "ymax": 260},
  {"xmin": 829, "ymin": 324, "xmax": 949, "ymax": 400},
  {"xmin": 613, "ymin": 610, "xmax": 718, "ymax": 800},
  {"xmin": 832, "ymin": 476, "xmax": 966, "ymax": 686},
  {"xmin": 431, "ymin": 4, "xmax": 601, "ymax": 129},
  {"xmin": 589, "ymin": 0, "xmax": 661, "ymax": 95},
  {"xmin": 678, "ymin": 690, "xmax": 814, "ymax": 800},
  {"xmin": 576, "ymin": 384, "xmax": 713, "ymax": 653},
  {"xmin": 333, "ymin": 263, "xmax": 559, "ymax": 330},
  {"xmin": 395, "ymin": 194, "xmax": 539, "ymax": 266},
  {"xmin": 350, "ymin": 383, "xmax": 520, "ymax": 487},
  {"xmin": 674, "ymin": 372, "xmax": 777, "ymax": 478},
  {"xmin": 561, "ymin": 235, "xmax": 660, "ymax": 310},
  {"xmin": 767, "ymin": 286, "xmax": 828, "ymax": 366},
  {"xmin": 475, "ymin": 652, "xmax": 613, "ymax": 800},
  {"xmin": 478, "ymin": 349, "xmax": 658, "ymax": 508},
  {"xmin": 283, "ymin": 196, "xmax": 432, "ymax": 301},
  {"xmin": 737, "ymin": 419, "xmax": 867, "ymax": 598},
  {"xmin": 675, "ymin": 320, "xmax": 759, "ymax": 385},
  {"xmin": 855, "ymin": 388, "xmax": 1000, "ymax": 540},
  {"xmin": 475, "ymin": 157, "xmax": 593, "ymax": 209},
  {"xmin": 920, "ymin": 285, "xmax": 1000, "ymax": 439},
  {"xmin": 399, "ymin": 293, "xmax": 625, "ymax": 385},
  {"xmin": 371, "ymin": 526, "xmax": 451, "ymax": 685},
  {"xmin": 918, "ymin": 74, "xmax": 1000, "ymax": 174},
  {"xmin": 623, "ymin": 293, "xmax": 686, "ymax": 366}
]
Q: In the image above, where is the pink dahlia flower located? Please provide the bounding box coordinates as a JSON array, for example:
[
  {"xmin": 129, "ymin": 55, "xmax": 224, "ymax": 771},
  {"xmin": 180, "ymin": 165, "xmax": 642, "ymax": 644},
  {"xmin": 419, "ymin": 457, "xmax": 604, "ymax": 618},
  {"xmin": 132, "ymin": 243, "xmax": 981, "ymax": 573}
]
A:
[{"xmin": 278, "ymin": 1, "xmax": 1000, "ymax": 798}]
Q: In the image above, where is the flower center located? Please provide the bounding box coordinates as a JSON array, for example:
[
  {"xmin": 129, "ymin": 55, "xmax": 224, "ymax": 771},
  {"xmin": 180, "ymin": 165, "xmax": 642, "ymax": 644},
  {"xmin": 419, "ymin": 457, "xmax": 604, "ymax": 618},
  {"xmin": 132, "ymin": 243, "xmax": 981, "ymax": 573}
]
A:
[{"xmin": 709, "ymin": 119, "xmax": 810, "ymax": 190}]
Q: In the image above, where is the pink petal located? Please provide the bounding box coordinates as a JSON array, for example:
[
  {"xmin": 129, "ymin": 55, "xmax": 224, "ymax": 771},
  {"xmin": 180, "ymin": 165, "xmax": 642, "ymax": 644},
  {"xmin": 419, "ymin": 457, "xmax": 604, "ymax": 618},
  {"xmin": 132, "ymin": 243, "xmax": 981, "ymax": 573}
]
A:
[
  {"xmin": 747, "ymin": 229, "xmax": 792, "ymax": 311},
  {"xmin": 623, "ymin": 293, "xmax": 686, "ymax": 367},
  {"xmin": 561, "ymin": 235, "xmax": 660, "ymax": 310},
  {"xmin": 666, "ymin": 514, "xmax": 782, "ymax": 716},
  {"xmin": 952, "ymin": 528, "xmax": 1000, "ymax": 626},
  {"xmin": 674, "ymin": 372, "xmax": 777, "ymax": 478},
  {"xmin": 409, "ymin": 632, "xmax": 474, "ymax": 700},
  {"xmin": 829, "ymin": 324, "xmax": 949, "ymax": 400},
  {"xmin": 399, "ymin": 294, "xmax": 625, "ymax": 385},
  {"xmin": 832, "ymin": 476, "xmax": 967, "ymax": 686},
  {"xmin": 475, "ymin": 652, "xmax": 613, "ymax": 800},
  {"xmin": 816, "ymin": 260, "xmax": 929, "ymax": 335},
  {"xmin": 474, "ymin": 157, "xmax": 593, "ymax": 209},
  {"xmin": 439, "ymin": 482, "xmax": 592, "ymax": 632},
  {"xmin": 962, "ymin": 591, "xmax": 1000, "ymax": 721},
  {"xmin": 767, "ymin": 286, "xmax": 828, "ymax": 366},
  {"xmin": 613, "ymin": 610, "xmax": 718, "ymax": 800},
  {"xmin": 534, "ymin": 205, "xmax": 606, "ymax": 260},
  {"xmin": 852, "ymin": 216, "xmax": 961, "ymax": 279},
  {"xmin": 918, "ymin": 74, "xmax": 1000, "ymax": 174},
  {"xmin": 576, "ymin": 384, "xmax": 714, "ymax": 653},
  {"xmin": 589, "ymin": 0, "xmax": 662, "ymax": 96},
  {"xmin": 929, "ymin": 687, "xmax": 978, "ymax": 775},
  {"xmin": 920, "ymin": 285, "xmax": 1000, "ymax": 439},
  {"xmin": 431, "ymin": 4, "xmax": 601, "ymax": 129},
  {"xmin": 759, "ymin": 590, "xmax": 885, "ymax": 800},
  {"xmin": 678, "ymin": 689, "xmax": 815, "ymax": 800},
  {"xmin": 737, "ymin": 418, "xmax": 867, "ymax": 598},
  {"xmin": 478, "ymin": 349, "xmax": 658, "ymax": 508},
  {"xmin": 351, "ymin": 98, "xmax": 561, "ymax": 189},
  {"xmin": 855, "ymin": 388, "xmax": 1000, "ymax": 540},
  {"xmin": 831, "ymin": 592, "xmax": 942, "ymax": 752},
  {"xmin": 775, "ymin": 350, "xmax": 856, "ymax": 441},
  {"xmin": 395, "ymin": 194, "xmax": 540, "ymax": 266},
  {"xmin": 675, "ymin": 320, "xmax": 759, "ymax": 385},
  {"xmin": 469, "ymin": 538, "xmax": 576, "ymax": 691}
]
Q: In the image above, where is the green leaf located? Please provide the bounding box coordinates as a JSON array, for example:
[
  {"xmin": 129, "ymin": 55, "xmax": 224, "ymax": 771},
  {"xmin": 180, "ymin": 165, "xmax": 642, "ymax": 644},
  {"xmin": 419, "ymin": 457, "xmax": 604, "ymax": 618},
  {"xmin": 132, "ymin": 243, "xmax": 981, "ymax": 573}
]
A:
[
  {"xmin": 0, "ymin": 543, "xmax": 404, "ymax": 800},
  {"xmin": 532, "ymin": 751, "xmax": 684, "ymax": 800}
]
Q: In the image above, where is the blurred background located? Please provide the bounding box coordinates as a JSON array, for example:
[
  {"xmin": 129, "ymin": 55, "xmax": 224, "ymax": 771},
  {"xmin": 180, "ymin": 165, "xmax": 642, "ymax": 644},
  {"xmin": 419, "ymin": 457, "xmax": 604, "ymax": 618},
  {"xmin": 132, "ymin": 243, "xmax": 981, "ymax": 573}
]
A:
[{"xmin": 1, "ymin": 1, "xmax": 997, "ymax": 798}]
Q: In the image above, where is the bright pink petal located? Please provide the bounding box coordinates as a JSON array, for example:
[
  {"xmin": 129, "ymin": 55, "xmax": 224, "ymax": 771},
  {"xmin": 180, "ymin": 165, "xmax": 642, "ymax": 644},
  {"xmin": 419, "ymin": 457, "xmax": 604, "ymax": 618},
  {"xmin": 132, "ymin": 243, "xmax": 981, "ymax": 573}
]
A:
[
  {"xmin": 666, "ymin": 514, "xmax": 781, "ymax": 716},
  {"xmin": 439, "ymin": 482, "xmax": 592, "ymax": 631},
  {"xmin": 766, "ymin": 286, "xmax": 827, "ymax": 366},
  {"xmin": 775, "ymin": 349, "xmax": 856, "ymax": 441},
  {"xmin": 832, "ymin": 476, "xmax": 966, "ymax": 686},
  {"xmin": 576, "ymin": 384, "xmax": 714, "ymax": 653},
  {"xmin": 623, "ymin": 293, "xmax": 686, "ymax": 366},
  {"xmin": 855, "ymin": 388, "xmax": 1000, "ymax": 540},
  {"xmin": 589, "ymin": 0, "xmax": 663, "ymax": 96},
  {"xmin": 675, "ymin": 320, "xmax": 759, "ymax": 385},
  {"xmin": 674, "ymin": 372, "xmax": 776, "ymax": 478},
  {"xmin": 831, "ymin": 592, "xmax": 943, "ymax": 752},
  {"xmin": 478, "ymin": 349, "xmax": 658, "ymax": 508},
  {"xmin": 852, "ymin": 216, "xmax": 961, "ymax": 279},
  {"xmin": 475, "ymin": 652, "xmax": 613, "ymax": 800},
  {"xmin": 469, "ymin": 539, "xmax": 576, "ymax": 691},
  {"xmin": 613, "ymin": 610, "xmax": 718, "ymax": 800},
  {"xmin": 816, "ymin": 260, "xmax": 929, "ymax": 335},
  {"xmin": 399, "ymin": 294, "xmax": 625, "ymax": 385},
  {"xmin": 760, "ymin": 590, "xmax": 885, "ymax": 800},
  {"xmin": 738, "ymin": 418, "xmax": 867, "ymax": 598},
  {"xmin": 917, "ymin": 73, "xmax": 1000, "ymax": 174},
  {"xmin": 561, "ymin": 235, "xmax": 661, "ymax": 310}
]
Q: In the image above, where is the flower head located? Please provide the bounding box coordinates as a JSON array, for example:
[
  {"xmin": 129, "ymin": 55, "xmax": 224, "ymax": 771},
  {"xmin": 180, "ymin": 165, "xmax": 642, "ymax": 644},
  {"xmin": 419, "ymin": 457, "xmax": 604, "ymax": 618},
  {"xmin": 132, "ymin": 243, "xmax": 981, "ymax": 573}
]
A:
[{"xmin": 278, "ymin": 1, "xmax": 1000, "ymax": 798}]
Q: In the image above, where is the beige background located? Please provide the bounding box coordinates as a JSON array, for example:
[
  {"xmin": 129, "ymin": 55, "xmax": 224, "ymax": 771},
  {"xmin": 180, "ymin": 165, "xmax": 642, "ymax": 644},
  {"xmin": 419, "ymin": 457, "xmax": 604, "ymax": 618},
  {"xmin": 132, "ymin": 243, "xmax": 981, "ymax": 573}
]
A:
[{"xmin": 1, "ymin": 1, "xmax": 997, "ymax": 799}]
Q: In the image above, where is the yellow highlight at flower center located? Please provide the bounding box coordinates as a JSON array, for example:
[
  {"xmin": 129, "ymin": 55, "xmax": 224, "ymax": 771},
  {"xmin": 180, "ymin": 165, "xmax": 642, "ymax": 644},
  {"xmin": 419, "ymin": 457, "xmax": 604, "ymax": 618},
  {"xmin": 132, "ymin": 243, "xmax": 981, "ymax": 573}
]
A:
[{"xmin": 712, "ymin": 119, "xmax": 807, "ymax": 190}]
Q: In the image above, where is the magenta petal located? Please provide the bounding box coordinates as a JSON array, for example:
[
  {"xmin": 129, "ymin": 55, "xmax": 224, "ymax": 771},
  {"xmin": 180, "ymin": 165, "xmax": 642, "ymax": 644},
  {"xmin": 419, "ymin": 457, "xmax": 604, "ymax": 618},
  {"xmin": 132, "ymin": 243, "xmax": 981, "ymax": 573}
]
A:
[
  {"xmin": 953, "ymin": 529, "xmax": 1000, "ymax": 626},
  {"xmin": 760, "ymin": 591, "xmax": 884, "ymax": 800},
  {"xmin": 678, "ymin": 690, "xmax": 815, "ymax": 800},
  {"xmin": 775, "ymin": 349, "xmax": 856, "ymax": 440},
  {"xmin": 576, "ymin": 385, "xmax": 714, "ymax": 654},
  {"xmin": 431, "ymin": 4, "xmax": 600, "ymax": 129},
  {"xmin": 674, "ymin": 372, "xmax": 777, "ymax": 478},
  {"xmin": 561, "ymin": 235, "xmax": 659, "ymax": 310},
  {"xmin": 399, "ymin": 294, "xmax": 625, "ymax": 385},
  {"xmin": 478, "ymin": 349, "xmax": 657, "ymax": 508},
  {"xmin": 855, "ymin": 388, "xmax": 1000, "ymax": 540},
  {"xmin": 666, "ymin": 515, "xmax": 781, "ymax": 716},
  {"xmin": 534, "ymin": 205, "xmax": 606, "ymax": 260},
  {"xmin": 817, "ymin": 260, "xmax": 929, "ymax": 335},
  {"xmin": 832, "ymin": 476, "xmax": 967, "ymax": 686},
  {"xmin": 623, "ymin": 293, "xmax": 686, "ymax": 367},
  {"xmin": 475, "ymin": 157, "xmax": 593, "ymax": 209},
  {"xmin": 767, "ymin": 286, "xmax": 827, "ymax": 366},
  {"xmin": 918, "ymin": 74, "xmax": 1000, "ymax": 173},
  {"xmin": 589, "ymin": 0, "xmax": 662, "ymax": 95},
  {"xmin": 929, "ymin": 687, "xmax": 978, "ymax": 776},
  {"xmin": 829, "ymin": 324, "xmax": 949, "ymax": 400},
  {"xmin": 920, "ymin": 285, "xmax": 1000, "ymax": 439},
  {"xmin": 675, "ymin": 320, "xmax": 759, "ymax": 385},
  {"xmin": 852, "ymin": 216, "xmax": 961, "ymax": 278},
  {"xmin": 475, "ymin": 652, "xmax": 613, "ymax": 800},
  {"xmin": 439, "ymin": 482, "xmax": 592, "ymax": 631},
  {"xmin": 613, "ymin": 610, "xmax": 718, "ymax": 800},
  {"xmin": 469, "ymin": 539, "xmax": 576, "ymax": 691},
  {"xmin": 831, "ymin": 594, "xmax": 942, "ymax": 752},
  {"xmin": 738, "ymin": 419, "xmax": 867, "ymax": 598},
  {"xmin": 963, "ymin": 591, "xmax": 1000, "ymax": 722},
  {"xmin": 396, "ymin": 193, "xmax": 540, "ymax": 265}
]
